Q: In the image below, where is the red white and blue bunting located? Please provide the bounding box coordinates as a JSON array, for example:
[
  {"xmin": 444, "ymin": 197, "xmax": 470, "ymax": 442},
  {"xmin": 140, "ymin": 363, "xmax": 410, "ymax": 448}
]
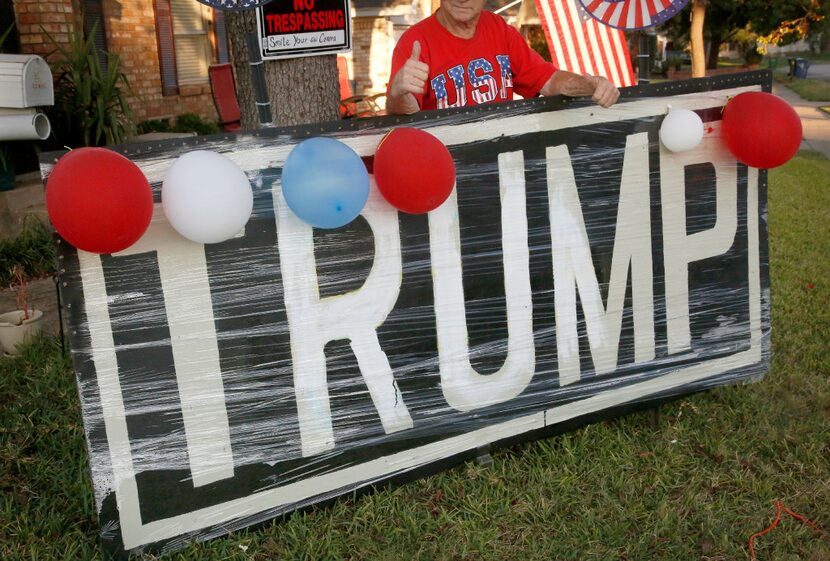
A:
[{"xmin": 579, "ymin": 0, "xmax": 691, "ymax": 30}]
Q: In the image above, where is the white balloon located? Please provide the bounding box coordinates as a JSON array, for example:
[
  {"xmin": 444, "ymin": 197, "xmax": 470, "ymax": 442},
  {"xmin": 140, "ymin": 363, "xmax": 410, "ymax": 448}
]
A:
[
  {"xmin": 162, "ymin": 150, "xmax": 253, "ymax": 244},
  {"xmin": 659, "ymin": 108, "xmax": 705, "ymax": 153}
]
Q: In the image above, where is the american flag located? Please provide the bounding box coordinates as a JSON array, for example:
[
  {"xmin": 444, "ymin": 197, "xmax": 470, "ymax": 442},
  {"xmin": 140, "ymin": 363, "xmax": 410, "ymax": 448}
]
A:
[{"xmin": 534, "ymin": 0, "xmax": 637, "ymax": 87}]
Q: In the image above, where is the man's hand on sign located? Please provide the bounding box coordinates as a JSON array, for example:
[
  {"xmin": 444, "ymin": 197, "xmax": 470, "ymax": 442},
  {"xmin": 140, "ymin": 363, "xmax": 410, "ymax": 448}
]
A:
[
  {"xmin": 541, "ymin": 71, "xmax": 621, "ymax": 108},
  {"xmin": 589, "ymin": 75, "xmax": 620, "ymax": 108},
  {"xmin": 387, "ymin": 41, "xmax": 429, "ymax": 114}
]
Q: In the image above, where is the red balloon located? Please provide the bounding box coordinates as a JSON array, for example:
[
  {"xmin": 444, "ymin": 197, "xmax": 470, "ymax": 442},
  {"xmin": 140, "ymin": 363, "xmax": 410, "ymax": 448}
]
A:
[
  {"xmin": 46, "ymin": 148, "xmax": 153, "ymax": 254},
  {"xmin": 722, "ymin": 92, "xmax": 802, "ymax": 169},
  {"xmin": 374, "ymin": 128, "xmax": 456, "ymax": 214}
]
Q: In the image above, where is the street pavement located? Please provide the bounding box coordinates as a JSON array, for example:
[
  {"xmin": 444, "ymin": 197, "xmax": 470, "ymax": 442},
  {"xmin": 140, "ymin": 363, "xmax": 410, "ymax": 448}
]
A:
[{"xmin": 801, "ymin": 61, "xmax": 830, "ymax": 80}]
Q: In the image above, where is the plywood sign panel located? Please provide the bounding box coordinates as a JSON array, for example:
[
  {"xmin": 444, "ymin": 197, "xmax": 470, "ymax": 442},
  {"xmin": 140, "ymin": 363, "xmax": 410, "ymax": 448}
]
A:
[{"xmin": 42, "ymin": 72, "xmax": 771, "ymax": 558}]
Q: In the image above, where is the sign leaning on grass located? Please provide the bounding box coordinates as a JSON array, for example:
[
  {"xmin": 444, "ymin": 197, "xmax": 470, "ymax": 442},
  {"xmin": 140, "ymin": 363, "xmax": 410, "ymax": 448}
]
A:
[{"xmin": 44, "ymin": 72, "xmax": 771, "ymax": 558}]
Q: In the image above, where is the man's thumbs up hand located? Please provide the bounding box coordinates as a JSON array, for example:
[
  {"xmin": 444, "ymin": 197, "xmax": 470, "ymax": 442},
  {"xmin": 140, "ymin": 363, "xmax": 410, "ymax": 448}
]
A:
[
  {"xmin": 409, "ymin": 40, "xmax": 421, "ymax": 62},
  {"xmin": 390, "ymin": 40, "xmax": 429, "ymax": 98}
]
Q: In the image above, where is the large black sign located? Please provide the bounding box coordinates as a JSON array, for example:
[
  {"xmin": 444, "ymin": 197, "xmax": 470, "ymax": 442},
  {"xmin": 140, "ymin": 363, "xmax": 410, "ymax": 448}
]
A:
[
  {"xmin": 44, "ymin": 72, "xmax": 771, "ymax": 558},
  {"xmin": 256, "ymin": 0, "xmax": 351, "ymax": 59}
]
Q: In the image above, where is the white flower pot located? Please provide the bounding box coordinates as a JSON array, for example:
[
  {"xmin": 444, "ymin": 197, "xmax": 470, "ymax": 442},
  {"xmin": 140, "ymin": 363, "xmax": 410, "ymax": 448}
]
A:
[{"xmin": 0, "ymin": 309, "xmax": 45, "ymax": 356}]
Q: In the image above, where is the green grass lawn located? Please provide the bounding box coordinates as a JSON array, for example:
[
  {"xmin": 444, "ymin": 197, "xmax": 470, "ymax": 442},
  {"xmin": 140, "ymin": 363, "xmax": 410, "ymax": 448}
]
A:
[
  {"xmin": 2, "ymin": 155, "xmax": 829, "ymax": 560},
  {"xmin": 765, "ymin": 54, "xmax": 830, "ymax": 102},
  {"xmin": 778, "ymin": 78, "xmax": 830, "ymax": 102}
]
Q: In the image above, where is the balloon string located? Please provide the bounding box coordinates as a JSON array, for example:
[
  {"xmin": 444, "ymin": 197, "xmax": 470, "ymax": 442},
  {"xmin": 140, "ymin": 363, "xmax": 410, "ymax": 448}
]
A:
[
  {"xmin": 721, "ymin": 95, "xmax": 734, "ymax": 114},
  {"xmin": 748, "ymin": 499, "xmax": 827, "ymax": 560}
]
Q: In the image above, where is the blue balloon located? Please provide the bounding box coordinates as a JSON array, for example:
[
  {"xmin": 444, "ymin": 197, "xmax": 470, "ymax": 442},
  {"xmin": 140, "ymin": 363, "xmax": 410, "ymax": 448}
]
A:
[{"xmin": 281, "ymin": 137, "xmax": 370, "ymax": 229}]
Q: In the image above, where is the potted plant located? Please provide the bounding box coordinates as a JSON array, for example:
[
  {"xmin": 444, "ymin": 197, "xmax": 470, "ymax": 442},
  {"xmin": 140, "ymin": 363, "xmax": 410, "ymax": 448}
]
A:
[
  {"xmin": 0, "ymin": 144, "xmax": 14, "ymax": 192},
  {"xmin": 1, "ymin": 24, "xmax": 19, "ymax": 191},
  {"xmin": 0, "ymin": 265, "xmax": 45, "ymax": 356}
]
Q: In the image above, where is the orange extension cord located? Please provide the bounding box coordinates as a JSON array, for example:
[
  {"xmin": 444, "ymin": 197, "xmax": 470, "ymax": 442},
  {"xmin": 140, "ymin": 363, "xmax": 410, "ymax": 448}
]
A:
[{"xmin": 748, "ymin": 499, "xmax": 827, "ymax": 560}]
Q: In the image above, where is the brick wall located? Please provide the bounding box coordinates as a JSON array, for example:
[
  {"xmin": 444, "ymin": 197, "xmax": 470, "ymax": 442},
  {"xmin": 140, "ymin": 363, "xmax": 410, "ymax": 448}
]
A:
[
  {"xmin": 11, "ymin": 1, "xmax": 429, "ymax": 128},
  {"xmin": 101, "ymin": 1, "xmax": 217, "ymax": 124},
  {"xmin": 12, "ymin": 0, "xmax": 75, "ymax": 58},
  {"xmin": 12, "ymin": 0, "xmax": 218, "ymax": 127}
]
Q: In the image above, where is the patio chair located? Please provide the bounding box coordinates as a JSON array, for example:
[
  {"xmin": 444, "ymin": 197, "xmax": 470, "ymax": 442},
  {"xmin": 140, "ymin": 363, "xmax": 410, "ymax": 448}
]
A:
[
  {"xmin": 209, "ymin": 63, "xmax": 242, "ymax": 132},
  {"xmin": 337, "ymin": 56, "xmax": 386, "ymax": 119}
]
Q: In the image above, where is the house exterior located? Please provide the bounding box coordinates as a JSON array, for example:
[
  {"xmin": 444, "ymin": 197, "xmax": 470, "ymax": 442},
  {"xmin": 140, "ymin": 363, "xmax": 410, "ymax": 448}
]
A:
[
  {"xmin": 7, "ymin": 0, "xmax": 536, "ymax": 126},
  {"xmin": 346, "ymin": 0, "xmax": 431, "ymax": 97},
  {"xmin": 10, "ymin": 0, "xmax": 230, "ymax": 124}
]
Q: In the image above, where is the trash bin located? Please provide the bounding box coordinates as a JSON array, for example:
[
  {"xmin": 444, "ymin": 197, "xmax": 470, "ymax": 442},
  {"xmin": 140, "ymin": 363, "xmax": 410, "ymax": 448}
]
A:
[{"xmin": 788, "ymin": 57, "xmax": 811, "ymax": 79}]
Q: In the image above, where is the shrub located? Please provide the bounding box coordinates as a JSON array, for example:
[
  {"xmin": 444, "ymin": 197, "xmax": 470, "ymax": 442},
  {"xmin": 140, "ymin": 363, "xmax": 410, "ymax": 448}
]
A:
[
  {"xmin": 136, "ymin": 114, "xmax": 219, "ymax": 136},
  {"xmin": 666, "ymin": 56, "xmax": 684, "ymax": 71},
  {"xmin": 0, "ymin": 218, "xmax": 55, "ymax": 287},
  {"xmin": 173, "ymin": 113, "xmax": 220, "ymax": 135},
  {"xmin": 137, "ymin": 119, "xmax": 172, "ymax": 135},
  {"xmin": 744, "ymin": 47, "xmax": 764, "ymax": 66}
]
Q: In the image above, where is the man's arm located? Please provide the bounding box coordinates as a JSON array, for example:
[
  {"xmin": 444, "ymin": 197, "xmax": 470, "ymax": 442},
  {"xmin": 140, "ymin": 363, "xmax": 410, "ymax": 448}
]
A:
[
  {"xmin": 387, "ymin": 41, "xmax": 429, "ymax": 115},
  {"xmin": 539, "ymin": 71, "xmax": 620, "ymax": 108}
]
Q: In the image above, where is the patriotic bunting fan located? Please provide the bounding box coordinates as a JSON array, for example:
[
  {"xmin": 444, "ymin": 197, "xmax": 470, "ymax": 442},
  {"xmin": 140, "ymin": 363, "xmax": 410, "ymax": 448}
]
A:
[{"xmin": 579, "ymin": 0, "xmax": 691, "ymax": 30}]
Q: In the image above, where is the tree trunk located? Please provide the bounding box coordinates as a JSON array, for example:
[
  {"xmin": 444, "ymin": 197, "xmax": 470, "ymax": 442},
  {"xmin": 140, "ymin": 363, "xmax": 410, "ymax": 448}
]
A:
[
  {"xmin": 225, "ymin": 11, "xmax": 341, "ymax": 129},
  {"xmin": 690, "ymin": 0, "xmax": 706, "ymax": 78},
  {"xmin": 707, "ymin": 38, "xmax": 721, "ymax": 70}
]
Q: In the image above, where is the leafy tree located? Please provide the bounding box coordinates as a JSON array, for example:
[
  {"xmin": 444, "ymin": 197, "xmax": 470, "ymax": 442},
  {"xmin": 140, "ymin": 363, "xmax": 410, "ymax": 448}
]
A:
[
  {"xmin": 662, "ymin": 0, "xmax": 827, "ymax": 69},
  {"xmin": 748, "ymin": 0, "xmax": 827, "ymax": 50},
  {"xmin": 663, "ymin": 0, "xmax": 751, "ymax": 69},
  {"xmin": 746, "ymin": 0, "xmax": 825, "ymax": 39}
]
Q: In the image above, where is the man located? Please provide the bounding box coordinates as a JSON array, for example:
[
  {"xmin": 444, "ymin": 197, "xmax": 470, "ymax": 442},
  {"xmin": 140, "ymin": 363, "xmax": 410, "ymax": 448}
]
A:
[{"xmin": 386, "ymin": 0, "xmax": 620, "ymax": 115}]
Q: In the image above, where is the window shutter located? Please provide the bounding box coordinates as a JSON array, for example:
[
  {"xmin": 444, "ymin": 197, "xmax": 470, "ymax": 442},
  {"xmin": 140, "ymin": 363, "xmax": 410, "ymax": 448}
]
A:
[
  {"xmin": 171, "ymin": 0, "xmax": 211, "ymax": 84},
  {"xmin": 154, "ymin": 0, "xmax": 179, "ymax": 96},
  {"xmin": 213, "ymin": 9, "xmax": 229, "ymax": 64},
  {"xmin": 83, "ymin": 0, "xmax": 108, "ymax": 73}
]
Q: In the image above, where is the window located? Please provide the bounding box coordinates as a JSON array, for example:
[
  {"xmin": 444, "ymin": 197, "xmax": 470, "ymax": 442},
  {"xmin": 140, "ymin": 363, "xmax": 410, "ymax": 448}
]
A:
[
  {"xmin": 83, "ymin": 0, "xmax": 108, "ymax": 72},
  {"xmin": 154, "ymin": 0, "xmax": 229, "ymax": 95},
  {"xmin": 171, "ymin": 0, "xmax": 211, "ymax": 84}
]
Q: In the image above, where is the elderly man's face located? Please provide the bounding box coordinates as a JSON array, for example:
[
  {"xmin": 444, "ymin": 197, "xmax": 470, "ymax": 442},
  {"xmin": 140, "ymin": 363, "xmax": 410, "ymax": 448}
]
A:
[{"xmin": 440, "ymin": 0, "xmax": 486, "ymax": 26}]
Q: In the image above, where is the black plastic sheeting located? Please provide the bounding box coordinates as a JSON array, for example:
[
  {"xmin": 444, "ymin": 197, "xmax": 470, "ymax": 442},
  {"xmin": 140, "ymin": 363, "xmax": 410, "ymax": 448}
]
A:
[{"xmin": 42, "ymin": 71, "xmax": 771, "ymax": 558}]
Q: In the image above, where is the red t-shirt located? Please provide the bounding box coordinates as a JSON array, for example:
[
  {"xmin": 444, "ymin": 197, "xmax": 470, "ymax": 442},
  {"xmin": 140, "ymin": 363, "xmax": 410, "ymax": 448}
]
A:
[{"xmin": 388, "ymin": 11, "xmax": 557, "ymax": 111}]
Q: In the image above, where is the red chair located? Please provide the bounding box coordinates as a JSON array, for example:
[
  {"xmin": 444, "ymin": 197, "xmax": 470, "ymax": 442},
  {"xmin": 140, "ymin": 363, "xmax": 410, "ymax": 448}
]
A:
[{"xmin": 209, "ymin": 63, "xmax": 242, "ymax": 132}]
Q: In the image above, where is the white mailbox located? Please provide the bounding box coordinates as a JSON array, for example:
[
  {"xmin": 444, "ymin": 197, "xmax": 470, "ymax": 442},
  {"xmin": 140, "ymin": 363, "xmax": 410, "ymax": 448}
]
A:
[
  {"xmin": 0, "ymin": 54, "xmax": 54, "ymax": 108},
  {"xmin": 0, "ymin": 54, "xmax": 54, "ymax": 141}
]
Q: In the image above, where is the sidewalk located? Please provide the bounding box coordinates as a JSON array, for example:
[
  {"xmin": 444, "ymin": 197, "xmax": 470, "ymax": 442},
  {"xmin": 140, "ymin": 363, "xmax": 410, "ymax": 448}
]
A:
[
  {"xmin": 0, "ymin": 172, "xmax": 49, "ymax": 240},
  {"xmin": 772, "ymin": 80, "xmax": 830, "ymax": 159}
]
